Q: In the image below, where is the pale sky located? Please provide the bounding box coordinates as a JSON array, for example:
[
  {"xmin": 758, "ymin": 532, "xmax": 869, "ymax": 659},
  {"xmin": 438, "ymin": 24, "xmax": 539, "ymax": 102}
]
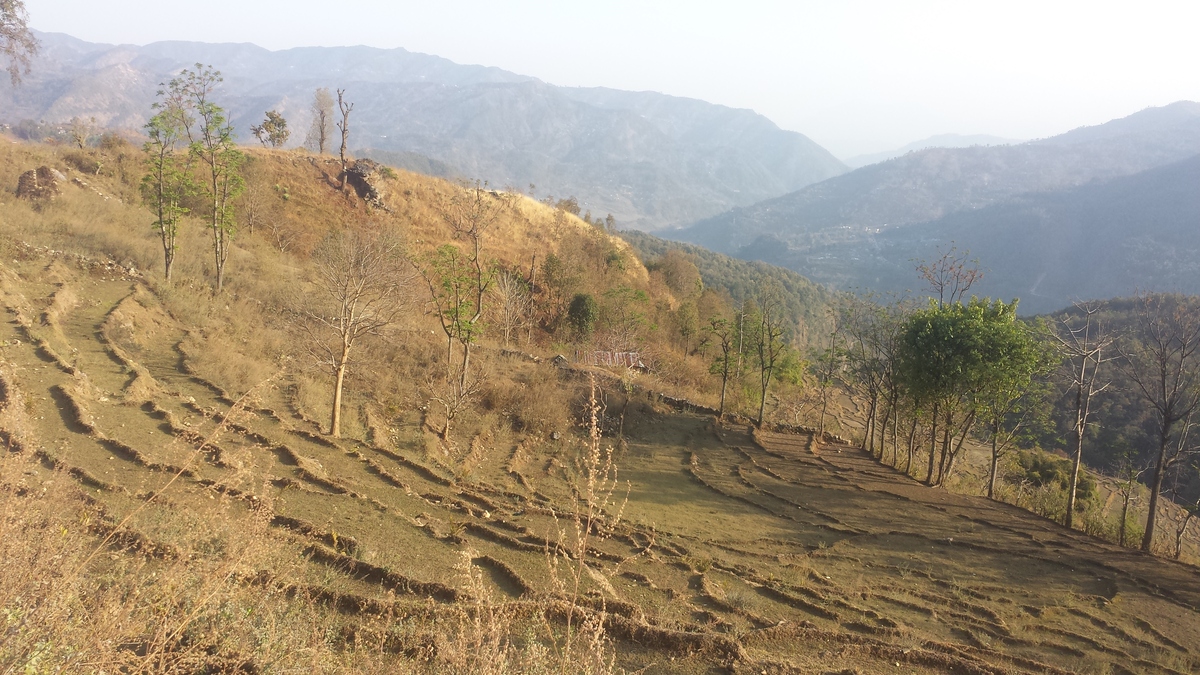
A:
[{"xmin": 25, "ymin": 0, "xmax": 1200, "ymax": 158}]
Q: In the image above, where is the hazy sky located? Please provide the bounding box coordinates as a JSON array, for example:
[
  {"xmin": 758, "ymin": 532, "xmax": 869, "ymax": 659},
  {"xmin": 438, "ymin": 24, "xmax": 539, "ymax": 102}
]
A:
[{"xmin": 25, "ymin": 0, "xmax": 1200, "ymax": 158}]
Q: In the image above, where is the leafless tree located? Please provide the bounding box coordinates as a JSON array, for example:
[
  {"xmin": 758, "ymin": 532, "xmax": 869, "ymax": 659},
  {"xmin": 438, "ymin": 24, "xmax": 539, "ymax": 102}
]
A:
[
  {"xmin": 1, "ymin": 0, "xmax": 38, "ymax": 86},
  {"xmin": 915, "ymin": 244, "xmax": 983, "ymax": 308},
  {"xmin": 1169, "ymin": 460, "xmax": 1199, "ymax": 559},
  {"xmin": 493, "ymin": 269, "xmax": 531, "ymax": 346},
  {"xmin": 336, "ymin": 88, "xmax": 353, "ymax": 188},
  {"xmin": 305, "ymin": 87, "xmax": 334, "ymax": 154},
  {"xmin": 1053, "ymin": 301, "xmax": 1113, "ymax": 529},
  {"xmin": 751, "ymin": 280, "xmax": 789, "ymax": 427},
  {"xmin": 297, "ymin": 228, "xmax": 412, "ymax": 438},
  {"xmin": 68, "ymin": 116, "xmax": 95, "ymax": 149},
  {"xmin": 1119, "ymin": 293, "xmax": 1200, "ymax": 553}
]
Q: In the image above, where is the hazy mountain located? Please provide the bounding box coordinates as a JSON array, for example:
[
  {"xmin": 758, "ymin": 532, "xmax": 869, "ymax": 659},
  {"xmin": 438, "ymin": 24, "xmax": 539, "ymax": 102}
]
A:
[
  {"xmin": 676, "ymin": 101, "xmax": 1200, "ymax": 255},
  {"xmin": 670, "ymin": 102, "xmax": 1200, "ymax": 311},
  {"xmin": 843, "ymin": 133, "xmax": 1020, "ymax": 168},
  {"xmin": 672, "ymin": 103, "xmax": 1200, "ymax": 314},
  {"xmin": 2, "ymin": 31, "xmax": 845, "ymax": 229}
]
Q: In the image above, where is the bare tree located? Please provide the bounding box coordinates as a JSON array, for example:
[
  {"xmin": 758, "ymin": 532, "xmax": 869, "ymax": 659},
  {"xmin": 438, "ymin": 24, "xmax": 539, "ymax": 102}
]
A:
[
  {"xmin": 1119, "ymin": 293, "xmax": 1200, "ymax": 553},
  {"xmin": 1053, "ymin": 301, "xmax": 1113, "ymax": 529},
  {"xmin": 299, "ymin": 228, "xmax": 411, "ymax": 438},
  {"xmin": 1, "ymin": 0, "xmax": 38, "ymax": 86},
  {"xmin": 915, "ymin": 244, "xmax": 983, "ymax": 308},
  {"xmin": 336, "ymin": 89, "xmax": 353, "ymax": 188},
  {"xmin": 1172, "ymin": 476, "xmax": 1200, "ymax": 560},
  {"xmin": 705, "ymin": 315, "xmax": 736, "ymax": 416},
  {"xmin": 305, "ymin": 87, "xmax": 334, "ymax": 154},
  {"xmin": 751, "ymin": 279, "xmax": 789, "ymax": 427},
  {"xmin": 68, "ymin": 116, "xmax": 96, "ymax": 149},
  {"xmin": 493, "ymin": 269, "xmax": 531, "ymax": 346},
  {"xmin": 813, "ymin": 317, "xmax": 844, "ymax": 436}
]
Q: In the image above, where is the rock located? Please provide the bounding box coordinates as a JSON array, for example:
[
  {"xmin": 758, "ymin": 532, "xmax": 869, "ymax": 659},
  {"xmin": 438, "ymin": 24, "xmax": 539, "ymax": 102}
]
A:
[
  {"xmin": 344, "ymin": 159, "xmax": 389, "ymax": 210},
  {"xmin": 16, "ymin": 166, "xmax": 65, "ymax": 201}
]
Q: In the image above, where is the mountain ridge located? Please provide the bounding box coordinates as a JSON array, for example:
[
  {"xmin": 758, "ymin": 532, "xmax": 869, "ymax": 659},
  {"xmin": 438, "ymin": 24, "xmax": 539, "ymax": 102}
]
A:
[
  {"xmin": 4, "ymin": 31, "xmax": 846, "ymax": 230},
  {"xmin": 670, "ymin": 100, "xmax": 1200, "ymax": 312}
]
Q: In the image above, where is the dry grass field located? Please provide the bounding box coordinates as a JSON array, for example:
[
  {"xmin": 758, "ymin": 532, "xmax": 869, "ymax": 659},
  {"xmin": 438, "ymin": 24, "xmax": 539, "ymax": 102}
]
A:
[{"xmin": 1, "ymin": 139, "xmax": 1199, "ymax": 673}]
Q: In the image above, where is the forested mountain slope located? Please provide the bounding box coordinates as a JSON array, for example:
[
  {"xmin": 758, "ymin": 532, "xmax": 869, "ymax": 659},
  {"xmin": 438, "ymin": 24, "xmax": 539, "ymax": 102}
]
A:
[{"xmin": 672, "ymin": 101, "xmax": 1200, "ymax": 313}]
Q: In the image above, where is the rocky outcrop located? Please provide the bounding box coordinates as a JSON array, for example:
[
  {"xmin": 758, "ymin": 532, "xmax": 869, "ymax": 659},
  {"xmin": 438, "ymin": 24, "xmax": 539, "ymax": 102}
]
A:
[
  {"xmin": 16, "ymin": 167, "xmax": 66, "ymax": 201},
  {"xmin": 344, "ymin": 159, "xmax": 389, "ymax": 211}
]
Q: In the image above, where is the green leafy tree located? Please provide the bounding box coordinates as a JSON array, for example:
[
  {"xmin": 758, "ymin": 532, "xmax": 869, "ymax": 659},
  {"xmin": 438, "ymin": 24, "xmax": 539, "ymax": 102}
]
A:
[
  {"xmin": 173, "ymin": 64, "xmax": 244, "ymax": 291},
  {"xmin": 568, "ymin": 293, "xmax": 599, "ymax": 343},
  {"xmin": 811, "ymin": 319, "xmax": 845, "ymax": 435},
  {"xmin": 601, "ymin": 285, "xmax": 650, "ymax": 352},
  {"xmin": 976, "ymin": 309, "xmax": 1056, "ymax": 499},
  {"xmin": 140, "ymin": 86, "xmax": 194, "ymax": 282},
  {"xmin": 418, "ymin": 244, "xmax": 487, "ymax": 440},
  {"xmin": 250, "ymin": 110, "xmax": 290, "ymax": 148},
  {"xmin": 898, "ymin": 298, "xmax": 1025, "ymax": 486}
]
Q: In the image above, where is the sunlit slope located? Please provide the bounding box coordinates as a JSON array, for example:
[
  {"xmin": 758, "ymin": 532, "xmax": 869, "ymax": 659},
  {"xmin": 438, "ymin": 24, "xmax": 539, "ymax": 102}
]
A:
[
  {"xmin": 1, "ymin": 257, "xmax": 1198, "ymax": 673},
  {"xmin": 1, "ymin": 139, "xmax": 1199, "ymax": 673}
]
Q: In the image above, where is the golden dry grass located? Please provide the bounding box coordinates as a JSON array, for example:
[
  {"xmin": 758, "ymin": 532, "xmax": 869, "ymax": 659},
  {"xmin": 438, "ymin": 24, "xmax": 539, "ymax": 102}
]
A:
[{"xmin": 4, "ymin": 138, "xmax": 1200, "ymax": 674}]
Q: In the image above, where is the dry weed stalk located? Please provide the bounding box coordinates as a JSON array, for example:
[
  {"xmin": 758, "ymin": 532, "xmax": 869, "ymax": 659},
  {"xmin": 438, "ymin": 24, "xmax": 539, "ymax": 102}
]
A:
[{"xmin": 542, "ymin": 375, "xmax": 628, "ymax": 675}]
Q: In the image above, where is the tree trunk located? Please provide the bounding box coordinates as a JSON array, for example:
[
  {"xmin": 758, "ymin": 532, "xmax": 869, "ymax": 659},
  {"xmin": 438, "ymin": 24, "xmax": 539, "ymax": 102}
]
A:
[
  {"xmin": 863, "ymin": 393, "xmax": 877, "ymax": 454},
  {"xmin": 943, "ymin": 412, "xmax": 974, "ymax": 486},
  {"xmin": 1119, "ymin": 494, "xmax": 1130, "ymax": 547},
  {"xmin": 718, "ymin": 369, "xmax": 728, "ymax": 417},
  {"xmin": 459, "ymin": 341, "xmax": 472, "ymax": 399},
  {"xmin": 330, "ymin": 342, "xmax": 350, "ymax": 438},
  {"xmin": 905, "ymin": 416, "xmax": 918, "ymax": 474},
  {"xmin": 935, "ymin": 423, "xmax": 952, "ymax": 487},
  {"xmin": 1174, "ymin": 513, "xmax": 1193, "ymax": 559},
  {"xmin": 757, "ymin": 370, "xmax": 771, "ymax": 427},
  {"xmin": 877, "ymin": 396, "xmax": 892, "ymax": 461},
  {"xmin": 925, "ymin": 403, "xmax": 939, "ymax": 485},
  {"xmin": 988, "ymin": 423, "xmax": 1000, "ymax": 500},
  {"xmin": 1142, "ymin": 427, "xmax": 1172, "ymax": 552}
]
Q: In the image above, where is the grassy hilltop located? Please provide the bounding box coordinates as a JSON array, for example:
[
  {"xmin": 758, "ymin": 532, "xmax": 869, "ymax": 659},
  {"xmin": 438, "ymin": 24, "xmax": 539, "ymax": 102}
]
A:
[{"xmin": 2, "ymin": 138, "xmax": 1200, "ymax": 673}]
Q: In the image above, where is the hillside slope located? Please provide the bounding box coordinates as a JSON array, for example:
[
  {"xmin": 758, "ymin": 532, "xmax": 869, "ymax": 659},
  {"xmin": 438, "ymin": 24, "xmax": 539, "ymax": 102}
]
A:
[
  {"xmin": 3, "ymin": 31, "xmax": 845, "ymax": 230},
  {"xmin": 3, "ymin": 139, "xmax": 1200, "ymax": 673}
]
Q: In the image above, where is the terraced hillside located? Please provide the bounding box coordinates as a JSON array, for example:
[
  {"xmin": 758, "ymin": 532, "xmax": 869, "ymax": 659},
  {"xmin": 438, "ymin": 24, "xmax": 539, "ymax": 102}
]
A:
[{"xmin": 3, "ymin": 253, "xmax": 1199, "ymax": 673}]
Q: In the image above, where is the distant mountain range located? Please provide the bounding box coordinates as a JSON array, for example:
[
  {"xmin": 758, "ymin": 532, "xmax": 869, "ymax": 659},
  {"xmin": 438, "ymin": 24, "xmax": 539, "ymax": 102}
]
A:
[
  {"xmin": 843, "ymin": 134, "xmax": 1022, "ymax": 169},
  {"xmin": 1, "ymin": 31, "xmax": 846, "ymax": 229},
  {"xmin": 672, "ymin": 101, "xmax": 1200, "ymax": 313}
]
